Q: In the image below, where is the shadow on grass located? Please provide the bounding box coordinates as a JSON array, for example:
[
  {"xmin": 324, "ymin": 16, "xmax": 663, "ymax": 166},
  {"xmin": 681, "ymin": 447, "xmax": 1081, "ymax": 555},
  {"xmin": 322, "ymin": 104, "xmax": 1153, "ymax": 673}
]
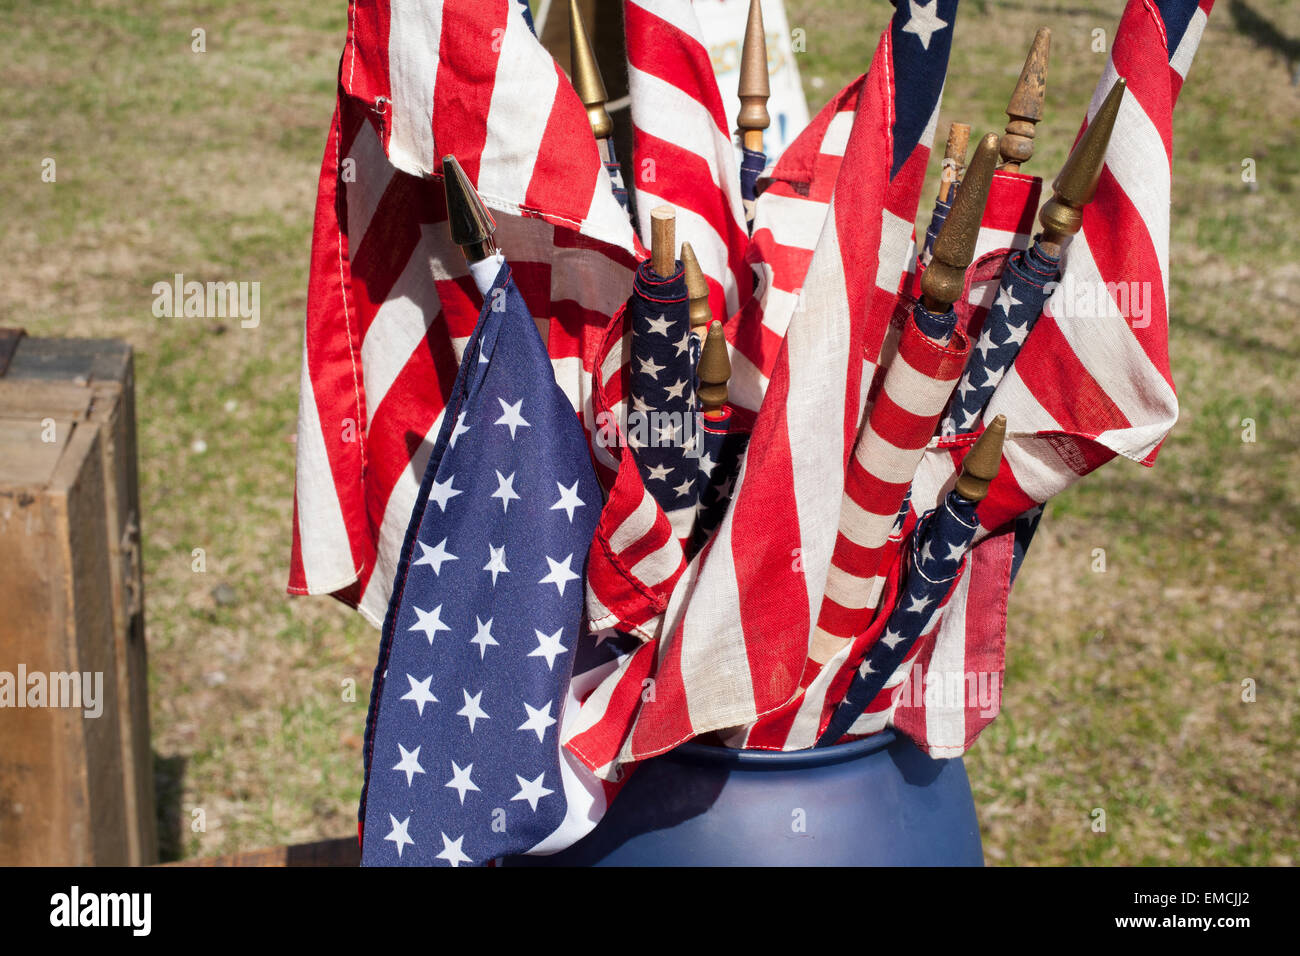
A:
[
  {"xmin": 153, "ymin": 752, "xmax": 186, "ymax": 863},
  {"xmin": 1230, "ymin": 0, "xmax": 1300, "ymax": 77}
]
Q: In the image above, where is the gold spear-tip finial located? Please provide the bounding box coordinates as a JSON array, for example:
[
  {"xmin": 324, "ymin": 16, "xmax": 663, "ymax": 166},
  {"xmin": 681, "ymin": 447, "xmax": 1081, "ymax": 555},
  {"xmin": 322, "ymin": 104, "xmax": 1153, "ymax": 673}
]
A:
[
  {"xmin": 568, "ymin": 0, "xmax": 613, "ymax": 140},
  {"xmin": 736, "ymin": 0, "xmax": 770, "ymax": 152},
  {"xmin": 442, "ymin": 155, "xmax": 497, "ymax": 262},
  {"xmin": 1000, "ymin": 27, "xmax": 1051, "ymax": 171},
  {"xmin": 1039, "ymin": 77, "xmax": 1126, "ymax": 246},
  {"xmin": 698, "ymin": 320, "xmax": 732, "ymax": 417},
  {"xmin": 922, "ymin": 132, "xmax": 1000, "ymax": 312},
  {"xmin": 681, "ymin": 241, "xmax": 712, "ymax": 332},
  {"xmin": 954, "ymin": 414, "xmax": 1006, "ymax": 503}
]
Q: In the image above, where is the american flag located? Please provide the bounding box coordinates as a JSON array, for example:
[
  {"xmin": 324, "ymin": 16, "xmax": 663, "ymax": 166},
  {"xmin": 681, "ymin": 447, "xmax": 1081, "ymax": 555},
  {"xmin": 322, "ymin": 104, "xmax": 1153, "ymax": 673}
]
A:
[
  {"xmin": 890, "ymin": 0, "xmax": 1215, "ymax": 756},
  {"xmin": 568, "ymin": 0, "xmax": 961, "ymax": 772},
  {"xmin": 288, "ymin": 0, "xmax": 641, "ymax": 626},
  {"xmin": 359, "ymin": 263, "xmax": 608, "ymax": 865}
]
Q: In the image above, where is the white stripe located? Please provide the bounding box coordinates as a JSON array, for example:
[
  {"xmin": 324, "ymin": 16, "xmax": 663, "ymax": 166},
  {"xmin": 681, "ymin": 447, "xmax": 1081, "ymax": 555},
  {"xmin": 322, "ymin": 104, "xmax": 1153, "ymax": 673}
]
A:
[
  {"xmin": 752, "ymin": 193, "xmax": 830, "ymax": 267},
  {"xmin": 386, "ymin": 0, "xmax": 441, "ymax": 176},
  {"xmin": 882, "ymin": 347, "xmax": 961, "ymax": 418},
  {"xmin": 853, "ymin": 422, "xmax": 922, "ymax": 484},
  {"xmin": 1169, "ymin": 8, "xmax": 1208, "ymax": 80},
  {"xmin": 345, "ymin": 121, "xmax": 395, "ymax": 243},
  {"xmin": 360, "ymin": 228, "xmax": 446, "ymax": 427},
  {"xmin": 294, "ymin": 335, "xmax": 360, "ymax": 592},
  {"xmin": 922, "ymin": 572, "xmax": 971, "ymax": 753},
  {"xmin": 819, "ymin": 110, "xmax": 855, "ymax": 157},
  {"xmin": 822, "ymin": 566, "xmax": 877, "ymax": 611},
  {"xmin": 874, "ymin": 209, "xmax": 914, "ymax": 293},
  {"xmin": 477, "ymin": 12, "xmax": 557, "ymax": 207}
]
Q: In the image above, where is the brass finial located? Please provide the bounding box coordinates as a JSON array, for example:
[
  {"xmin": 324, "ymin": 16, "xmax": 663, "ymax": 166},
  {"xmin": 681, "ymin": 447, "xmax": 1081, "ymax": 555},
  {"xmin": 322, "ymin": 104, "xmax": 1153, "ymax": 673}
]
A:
[
  {"xmin": 939, "ymin": 122, "xmax": 971, "ymax": 203},
  {"xmin": 442, "ymin": 155, "xmax": 497, "ymax": 262},
  {"xmin": 954, "ymin": 414, "xmax": 1006, "ymax": 503},
  {"xmin": 1000, "ymin": 28, "xmax": 1051, "ymax": 171},
  {"xmin": 650, "ymin": 205, "xmax": 676, "ymax": 278},
  {"xmin": 921, "ymin": 132, "xmax": 1000, "ymax": 312},
  {"xmin": 568, "ymin": 0, "xmax": 613, "ymax": 140},
  {"xmin": 736, "ymin": 0, "xmax": 770, "ymax": 152},
  {"xmin": 1039, "ymin": 77, "xmax": 1126, "ymax": 252},
  {"xmin": 698, "ymin": 321, "xmax": 731, "ymax": 417},
  {"xmin": 681, "ymin": 242, "xmax": 711, "ymax": 332}
]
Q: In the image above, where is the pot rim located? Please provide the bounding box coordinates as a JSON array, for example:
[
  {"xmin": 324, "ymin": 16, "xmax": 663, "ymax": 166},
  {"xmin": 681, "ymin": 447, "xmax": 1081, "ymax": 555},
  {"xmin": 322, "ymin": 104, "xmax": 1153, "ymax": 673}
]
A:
[{"xmin": 666, "ymin": 729, "xmax": 900, "ymax": 770}]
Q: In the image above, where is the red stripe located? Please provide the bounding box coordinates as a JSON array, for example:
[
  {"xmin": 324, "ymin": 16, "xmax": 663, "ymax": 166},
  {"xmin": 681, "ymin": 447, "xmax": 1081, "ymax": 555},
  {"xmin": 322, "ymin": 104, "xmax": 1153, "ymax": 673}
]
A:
[
  {"xmin": 623, "ymin": 2, "xmax": 730, "ymax": 136},
  {"xmin": 432, "ymin": 0, "xmax": 508, "ymax": 184},
  {"xmin": 523, "ymin": 63, "xmax": 605, "ymax": 226}
]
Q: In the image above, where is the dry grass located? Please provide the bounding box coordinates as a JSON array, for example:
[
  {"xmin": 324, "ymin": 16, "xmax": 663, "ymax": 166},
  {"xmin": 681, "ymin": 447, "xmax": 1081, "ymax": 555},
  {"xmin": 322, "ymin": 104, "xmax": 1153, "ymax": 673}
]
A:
[{"xmin": 1, "ymin": 0, "xmax": 1294, "ymax": 863}]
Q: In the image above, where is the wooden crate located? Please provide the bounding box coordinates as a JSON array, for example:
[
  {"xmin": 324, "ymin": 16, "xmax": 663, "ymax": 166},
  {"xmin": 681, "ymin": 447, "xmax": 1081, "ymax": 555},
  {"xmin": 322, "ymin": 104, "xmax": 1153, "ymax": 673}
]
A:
[{"xmin": 0, "ymin": 332, "xmax": 157, "ymax": 865}]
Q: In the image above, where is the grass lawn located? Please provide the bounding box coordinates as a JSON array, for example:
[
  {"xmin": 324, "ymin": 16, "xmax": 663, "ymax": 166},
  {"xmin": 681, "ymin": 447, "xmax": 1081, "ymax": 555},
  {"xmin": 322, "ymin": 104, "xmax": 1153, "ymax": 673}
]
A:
[{"xmin": 1, "ymin": 0, "xmax": 1294, "ymax": 864}]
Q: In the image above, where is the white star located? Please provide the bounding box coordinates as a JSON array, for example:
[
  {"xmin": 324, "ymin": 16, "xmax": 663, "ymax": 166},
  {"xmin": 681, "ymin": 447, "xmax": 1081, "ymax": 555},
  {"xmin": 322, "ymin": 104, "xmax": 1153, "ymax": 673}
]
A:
[
  {"xmin": 457, "ymin": 689, "xmax": 489, "ymax": 732},
  {"xmin": 511, "ymin": 772, "xmax": 555, "ymax": 812},
  {"xmin": 919, "ymin": 538, "xmax": 934, "ymax": 564},
  {"xmin": 858, "ymin": 658, "xmax": 876, "ymax": 677},
  {"xmin": 975, "ymin": 329, "xmax": 998, "ymax": 361},
  {"xmin": 529, "ymin": 627, "xmax": 568, "ymax": 671},
  {"xmin": 445, "ymin": 761, "xmax": 480, "ymax": 805},
  {"xmin": 550, "ymin": 480, "xmax": 586, "ymax": 523},
  {"xmin": 663, "ymin": 378, "xmax": 689, "ymax": 401},
  {"xmin": 995, "ymin": 284, "xmax": 1023, "ymax": 314},
  {"xmin": 429, "ymin": 474, "xmax": 462, "ymax": 512},
  {"xmin": 538, "ymin": 554, "xmax": 580, "ymax": 596},
  {"xmin": 906, "ymin": 593, "xmax": 933, "ymax": 614},
  {"xmin": 654, "ymin": 422, "xmax": 679, "ymax": 445},
  {"xmin": 412, "ymin": 537, "xmax": 457, "ymax": 576},
  {"xmin": 631, "ymin": 393, "xmax": 653, "ymax": 414},
  {"xmin": 901, "ymin": 0, "xmax": 949, "ymax": 50},
  {"xmin": 645, "ymin": 313, "xmax": 673, "ymax": 337},
  {"xmin": 947, "ymin": 542, "xmax": 968, "ymax": 562},
  {"xmin": 1001, "ymin": 321, "xmax": 1029, "ymax": 347},
  {"xmin": 673, "ymin": 476, "xmax": 695, "ymax": 498},
  {"xmin": 400, "ymin": 673, "xmax": 438, "ymax": 715},
  {"xmin": 491, "ymin": 470, "xmax": 520, "ymax": 513},
  {"xmin": 881, "ymin": 627, "xmax": 905, "ymax": 650},
  {"xmin": 409, "ymin": 604, "xmax": 450, "ymax": 644},
  {"xmin": 518, "ymin": 700, "xmax": 557, "ymax": 742},
  {"xmin": 392, "ymin": 743, "xmax": 425, "ymax": 786},
  {"xmin": 960, "ymin": 408, "xmax": 980, "ymax": 430},
  {"xmin": 483, "ymin": 544, "xmax": 509, "ymax": 585},
  {"xmin": 449, "ymin": 411, "xmax": 470, "ymax": 448},
  {"xmin": 956, "ymin": 375, "xmax": 976, "ymax": 400},
  {"xmin": 469, "ymin": 616, "xmax": 498, "ymax": 658},
  {"xmin": 494, "ymin": 397, "xmax": 531, "ymax": 439},
  {"xmin": 645, "ymin": 462, "xmax": 673, "ymax": 483},
  {"xmin": 698, "ymin": 451, "xmax": 716, "ymax": 473},
  {"xmin": 674, "ymin": 329, "xmax": 693, "ymax": 356},
  {"xmin": 436, "ymin": 832, "xmax": 472, "ymax": 868},
  {"xmin": 384, "ymin": 814, "xmax": 413, "ymax": 858},
  {"xmin": 637, "ymin": 355, "xmax": 665, "ymax": 379},
  {"xmin": 980, "ymin": 366, "xmax": 1004, "ymax": 389}
]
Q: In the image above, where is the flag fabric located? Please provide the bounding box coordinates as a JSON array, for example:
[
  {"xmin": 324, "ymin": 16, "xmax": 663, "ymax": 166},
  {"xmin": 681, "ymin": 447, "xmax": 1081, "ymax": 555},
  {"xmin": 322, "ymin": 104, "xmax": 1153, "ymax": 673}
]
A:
[
  {"xmin": 359, "ymin": 263, "xmax": 606, "ymax": 866},
  {"xmin": 289, "ymin": 0, "xmax": 642, "ymax": 626},
  {"xmin": 567, "ymin": 0, "xmax": 962, "ymax": 773},
  {"xmin": 819, "ymin": 484, "xmax": 982, "ymax": 745},
  {"xmin": 890, "ymin": 0, "xmax": 1215, "ymax": 757},
  {"xmin": 624, "ymin": 261, "xmax": 701, "ymax": 539}
]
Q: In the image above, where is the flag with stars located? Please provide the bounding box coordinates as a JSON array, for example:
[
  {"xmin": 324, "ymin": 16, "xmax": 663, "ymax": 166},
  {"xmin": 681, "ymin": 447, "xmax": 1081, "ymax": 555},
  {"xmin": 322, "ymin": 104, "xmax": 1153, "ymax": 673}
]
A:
[
  {"xmin": 626, "ymin": 260, "xmax": 700, "ymax": 540},
  {"xmin": 359, "ymin": 261, "xmax": 604, "ymax": 866},
  {"xmin": 818, "ymin": 484, "xmax": 981, "ymax": 746}
]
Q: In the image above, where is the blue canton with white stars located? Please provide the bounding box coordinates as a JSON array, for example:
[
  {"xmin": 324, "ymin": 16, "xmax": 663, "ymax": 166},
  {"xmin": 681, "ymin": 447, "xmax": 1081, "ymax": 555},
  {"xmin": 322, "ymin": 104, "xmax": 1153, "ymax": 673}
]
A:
[
  {"xmin": 359, "ymin": 263, "xmax": 602, "ymax": 867},
  {"xmin": 889, "ymin": 0, "xmax": 961, "ymax": 179}
]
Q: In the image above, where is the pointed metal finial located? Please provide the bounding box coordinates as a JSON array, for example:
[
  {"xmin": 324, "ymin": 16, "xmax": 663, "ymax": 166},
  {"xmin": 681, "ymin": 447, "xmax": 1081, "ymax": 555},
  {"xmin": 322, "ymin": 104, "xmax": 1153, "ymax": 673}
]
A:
[
  {"xmin": 1039, "ymin": 78, "xmax": 1126, "ymax": 250},
  {"xmin": 921, "ymin": 132, "xmax": 1000, "ymax": 312},
  {"xmin": 650, "ymin": 205, "xmax": 676, "ymax": 277},
  {"xmin": 442, "ymin": 155, "xmax": 497, "ymax": 262},
  {"xmin": 568, "ymin": 0, "xmax": 613, "ymax": 139},
  {"xmin": 681, "ymin": 242, "xmax": 711, "ymax": 332},
  {"xmin": 736, "ymin": 0, "xmax": 770, "ymax": 151},
  {"xmin": 954, "ymin": 414, "xmax": 1006, "ymax": 503},
  {"xmin": 698, "ymin": 321, "xmax": 731, "ymax": 417},
  {"xmin": 1000, "ymin": 28, "xmax": 1051, "ymax": 171},
  {"xmin": 939, "ymin": 122, "xmax": 971, "ymax": 203}
]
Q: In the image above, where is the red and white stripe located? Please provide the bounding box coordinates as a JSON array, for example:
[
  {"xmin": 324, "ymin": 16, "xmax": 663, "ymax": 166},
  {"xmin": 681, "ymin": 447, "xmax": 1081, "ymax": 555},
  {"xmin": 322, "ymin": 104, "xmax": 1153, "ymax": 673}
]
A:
[{"xmin": 290, "ymin": 0, "xmax": 642, "ymax": 623}]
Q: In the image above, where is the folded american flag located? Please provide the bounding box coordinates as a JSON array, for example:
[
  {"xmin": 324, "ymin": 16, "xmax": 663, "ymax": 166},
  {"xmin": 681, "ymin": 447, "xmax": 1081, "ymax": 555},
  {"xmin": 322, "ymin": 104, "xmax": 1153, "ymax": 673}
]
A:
[{"xmin": 359, "ymin": 263, "xmax": 607, "ymax": 865}]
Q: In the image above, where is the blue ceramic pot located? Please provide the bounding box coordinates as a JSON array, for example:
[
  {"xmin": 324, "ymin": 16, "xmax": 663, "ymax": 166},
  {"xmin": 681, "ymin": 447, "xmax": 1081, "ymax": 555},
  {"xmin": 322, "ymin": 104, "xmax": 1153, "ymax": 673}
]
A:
[{"xmin": 506, "ymin": 730, "xmax": 983, "ymax": 866}]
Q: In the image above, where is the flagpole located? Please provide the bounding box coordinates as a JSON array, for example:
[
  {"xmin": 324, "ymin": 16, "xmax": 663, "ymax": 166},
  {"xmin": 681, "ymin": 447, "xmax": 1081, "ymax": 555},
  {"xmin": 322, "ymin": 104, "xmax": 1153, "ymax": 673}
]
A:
[
  {"xmin": 998, "ymin": 27, "xmax": 1051, "ymax": 173},
  {"xmin": 920, "ymin": 133, "xmax": 1001, "ymax": 317},
  {"xmin": 569, "ymin": 0, "xmax": 629, "ymax": 212},
  {"xmin": 939, "ymin": 122, "xmax": 970, "ymax": 204},
  {"xmin": 736, "ymin": 0, "xmax": 770, "ymax": 228},
  {"xmin": 650, "ymin": 205, "xmax": 676, "ymax": 278}
]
